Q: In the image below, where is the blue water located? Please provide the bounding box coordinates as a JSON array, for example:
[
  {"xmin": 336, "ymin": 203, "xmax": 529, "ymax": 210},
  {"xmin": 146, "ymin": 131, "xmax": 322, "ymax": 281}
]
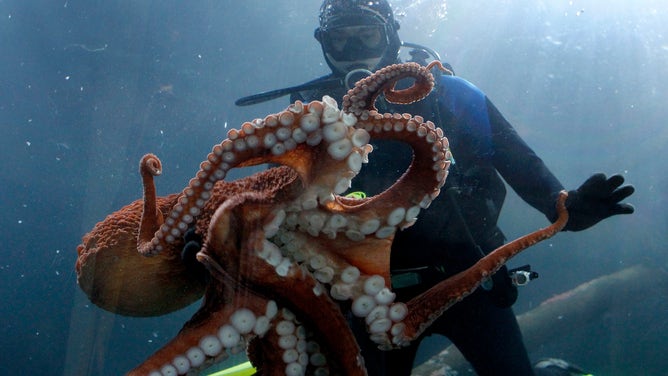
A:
[{"xmin": 1, "ymin": 1, "xmax": 666, "ymax": 375}]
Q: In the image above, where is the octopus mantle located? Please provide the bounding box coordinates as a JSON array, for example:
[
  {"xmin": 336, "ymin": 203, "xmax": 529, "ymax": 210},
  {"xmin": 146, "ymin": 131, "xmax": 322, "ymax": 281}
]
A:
[{"xmin": 75, "ymin": 62, "xmax": 568, "ymax": 376}]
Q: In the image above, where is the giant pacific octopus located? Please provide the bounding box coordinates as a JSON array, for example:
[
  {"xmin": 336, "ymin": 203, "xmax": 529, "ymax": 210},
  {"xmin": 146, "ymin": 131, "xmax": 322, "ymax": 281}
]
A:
[{"xmin": 75, "ymin": 61, "xmax": 569, "ymax": 376}]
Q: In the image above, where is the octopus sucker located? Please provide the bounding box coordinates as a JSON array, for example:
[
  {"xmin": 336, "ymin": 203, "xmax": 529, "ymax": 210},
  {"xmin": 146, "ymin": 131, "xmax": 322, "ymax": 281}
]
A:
[
  {"xmin": 306, "ymin": 100, "xmax": 323, "ymax": 115},
  {"xmin": 292, "ymin": 128, "xmax": 308, "ymax": 143},
  {"xmin": 326, "ymin": 138, "xmax": 353, "ymax": 160},
  {"xmin": 217, "ymin": 325, "xmax": 241, "ymax": 348},
  {"xmin": 340, "ymin": 266, "xmax": 360, "ymax": 284},
  {"xmin": 227, "ymin": 128, "xmax": 239, "ymax": 140},
  {"xmin": 387, "ymin": 207, "xmax": 406, "ymax": 226},
  {"xmin": 363, "ymin": 275, "xmax": 386, "ymax": 296},
  {"xmin": 271, "ymin": 142, "xmax": 287, "ymax": 156},
  {"xmin": 375, "ymin": 226, "xmax": 396, "ymax": 239},
  {"xmin": 322, "ymin": 106, "xmax": 340, "ymax": 124},
  {"xmin": 322, "ymin": 122, "xmax": 347, "ymax": 142},
  {"xmin": 241, "ymin": 121, "xmax": 255, "ymax": 135},
  {"xmin": 230, "ymin": 308, "xmax": 257, "ymax": 334},
  {"xmin": 289, "ymin": 100, "xmax": 304, "ymax": 114},
  {"xmin": 352, "ymin": 295, "xmax": 377, "ymax": 317},
  {"xmin": 263, "ymin": 132, "xmax": 277, "ymax": 148},
  {"xmin": 279, "ymin": 111, "xmax": 295, "ymax": 126}
]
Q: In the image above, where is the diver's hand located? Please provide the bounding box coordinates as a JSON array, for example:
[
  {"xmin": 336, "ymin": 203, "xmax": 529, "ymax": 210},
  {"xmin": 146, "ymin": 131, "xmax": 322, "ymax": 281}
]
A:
[{"xmin": 564, "ymin": 173, "xmax": 635, "ymax": 231}]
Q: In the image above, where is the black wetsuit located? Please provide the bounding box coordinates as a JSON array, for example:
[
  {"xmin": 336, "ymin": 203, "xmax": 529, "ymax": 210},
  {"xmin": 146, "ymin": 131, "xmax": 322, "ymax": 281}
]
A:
[{"xmin": 292, "ymin": 68, "xmax": 565, "ymax": 376}]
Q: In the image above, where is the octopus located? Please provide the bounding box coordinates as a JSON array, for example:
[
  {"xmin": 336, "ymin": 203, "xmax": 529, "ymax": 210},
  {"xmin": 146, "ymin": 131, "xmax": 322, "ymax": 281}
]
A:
[{"xmin": 75, "ymin": 61, "xmax": 569, "ymax": 376}]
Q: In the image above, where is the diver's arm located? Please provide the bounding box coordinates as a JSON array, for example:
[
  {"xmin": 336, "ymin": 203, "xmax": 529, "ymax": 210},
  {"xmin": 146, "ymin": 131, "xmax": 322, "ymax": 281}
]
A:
[{"xmin": 486, "ymin": 98, "xmax": 565, "ymax": 220}]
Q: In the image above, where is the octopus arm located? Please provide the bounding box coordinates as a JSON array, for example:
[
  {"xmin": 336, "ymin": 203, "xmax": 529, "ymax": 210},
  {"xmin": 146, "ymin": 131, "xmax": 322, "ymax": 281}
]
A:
[
  {"xmin": 203, "ymin": 197, "xmax": 367, "ymax": 375},
  {"xmin": 401, "ymin": 191, "xmax": 569, "ymax": 341}
]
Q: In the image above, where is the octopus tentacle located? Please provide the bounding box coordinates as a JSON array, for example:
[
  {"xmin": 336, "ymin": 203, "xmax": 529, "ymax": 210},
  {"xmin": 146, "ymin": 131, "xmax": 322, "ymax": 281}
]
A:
[
  {"xmin": 342, "ymin": 61, "xmax": 451, "ymax": 116},
  {"xmin": 202, "ymin": 250, "xmax": 335, "ymax": 376},
  {"xmin": 141, "ymin": 98, "xmax": 372, "ymax": 256},
  {"xmin": 306, "ymin": 64, "xmax": 453, "ymax": 280},
  {"xmin": 127, "ymin": 282, "xmax": 273, "ymax": 375},
  {"xmin": 238, "ymin": 243, "xmax": 366, "ymax": 375},
  {"xmin": 247, "ymin": 308, "xmax": 334, "ymax": 376},
  {"xmin": 330, "ymin": 61, "xmax": 454, "ymax": 234},
  {"xmin": 250, "ymin": 63, "xmax": 455, "ymax": 351},
  {"xmin": 334, "ymin": 114, "xmax": 451, "ymax": 224},
  {"xmin": 398, "ymin": 191, "xmax": 570, "ymax": 343},
  {"xmin": 201, "ymin": 197, "xmax": 367, "ymax": 375},
  {"xmin": 138, "ymin": 153, "xmax": 165, "ymax": 255}
]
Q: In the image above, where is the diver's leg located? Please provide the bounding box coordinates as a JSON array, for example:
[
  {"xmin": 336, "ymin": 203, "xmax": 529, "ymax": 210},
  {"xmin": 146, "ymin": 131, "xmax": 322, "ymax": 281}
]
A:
[{"xmin": 436, "ymin": 289, "xmax": 535, "ymax": 376}]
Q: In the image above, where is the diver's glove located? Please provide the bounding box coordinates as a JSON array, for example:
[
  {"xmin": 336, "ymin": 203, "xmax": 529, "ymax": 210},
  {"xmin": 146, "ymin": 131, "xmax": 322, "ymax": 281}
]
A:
[{"xmin": 563, "ymin": 173, "xmax": 635, "ymax": 231}]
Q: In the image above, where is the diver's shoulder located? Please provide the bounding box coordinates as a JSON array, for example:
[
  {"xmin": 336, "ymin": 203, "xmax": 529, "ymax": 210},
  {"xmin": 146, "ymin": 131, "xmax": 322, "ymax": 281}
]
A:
[{"xmin": 437, "ymin": 74, "xmax": 483, "ymax": 94}]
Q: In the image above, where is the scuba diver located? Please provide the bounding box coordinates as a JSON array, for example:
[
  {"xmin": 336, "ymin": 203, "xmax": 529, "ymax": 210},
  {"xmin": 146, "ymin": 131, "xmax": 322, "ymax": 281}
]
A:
[{"xmin": 236, "ymin": 1, "xmax": 634, "ymax": 375}]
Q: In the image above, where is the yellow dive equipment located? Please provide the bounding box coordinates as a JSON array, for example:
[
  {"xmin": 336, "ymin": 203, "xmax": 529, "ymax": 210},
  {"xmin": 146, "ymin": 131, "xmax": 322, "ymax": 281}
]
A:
[{"xmin": 206, "ymin": 361, "xmax": 256, "ymax": 376}]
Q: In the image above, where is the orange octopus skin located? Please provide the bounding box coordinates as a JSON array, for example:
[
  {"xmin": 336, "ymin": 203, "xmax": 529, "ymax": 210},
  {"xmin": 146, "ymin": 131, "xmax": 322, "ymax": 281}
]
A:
[
  {"xmin": 75, "ymin": 165, "xmax": 303, "ymax": 317},
  {"xmin": 75, "ymin": 192, "xmax": 203, "ymax": 317}
]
